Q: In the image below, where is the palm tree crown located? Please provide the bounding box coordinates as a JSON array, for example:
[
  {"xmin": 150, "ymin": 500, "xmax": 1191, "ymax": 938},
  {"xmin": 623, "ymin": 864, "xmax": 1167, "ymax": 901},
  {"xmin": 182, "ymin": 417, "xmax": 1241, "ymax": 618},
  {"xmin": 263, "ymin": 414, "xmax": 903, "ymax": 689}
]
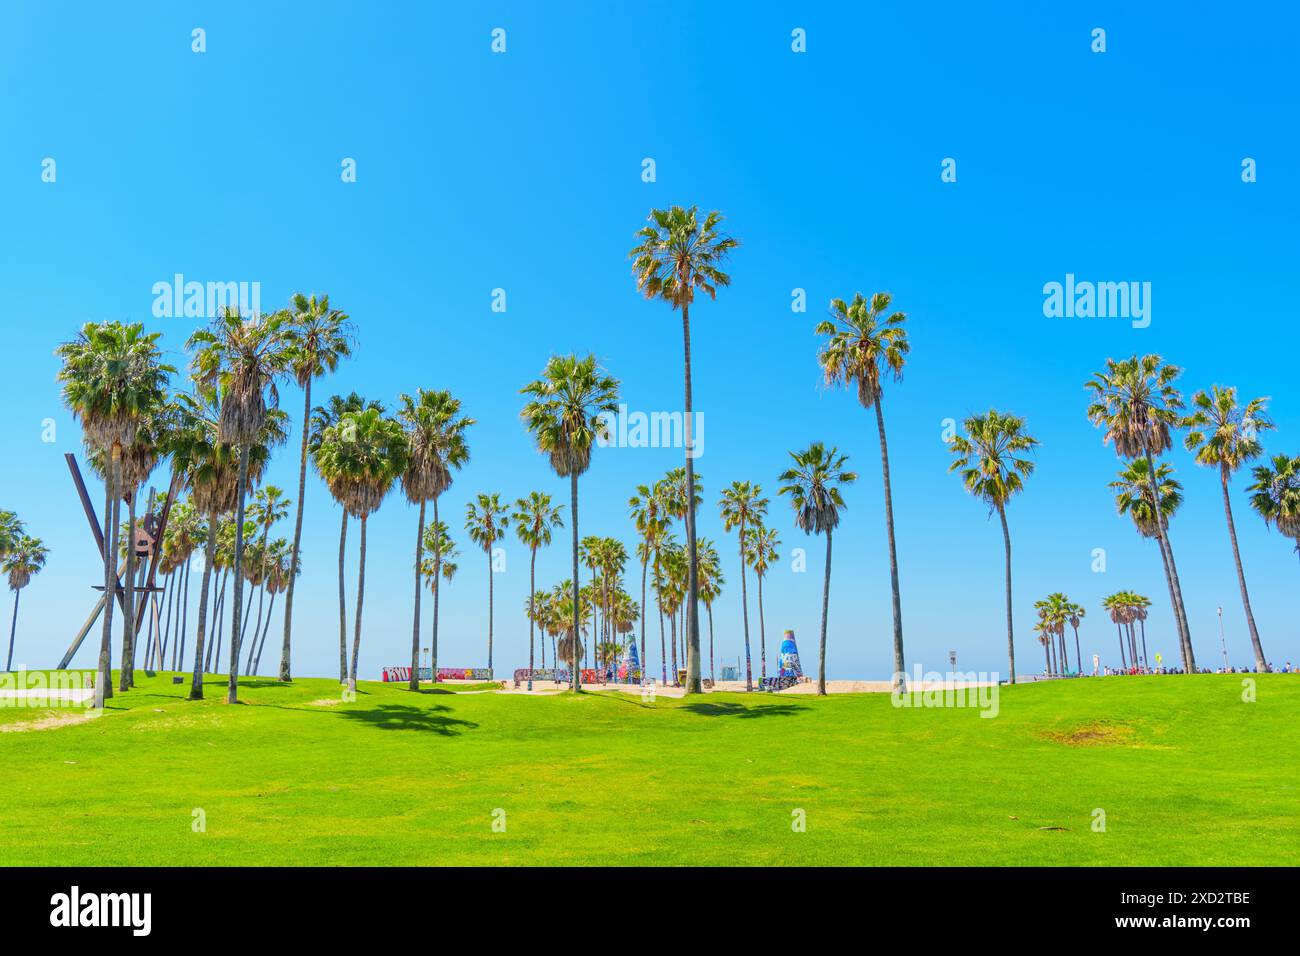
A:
[{"xmin": 816, "ymin": 292, "xmax": 909, "ymax": 408}]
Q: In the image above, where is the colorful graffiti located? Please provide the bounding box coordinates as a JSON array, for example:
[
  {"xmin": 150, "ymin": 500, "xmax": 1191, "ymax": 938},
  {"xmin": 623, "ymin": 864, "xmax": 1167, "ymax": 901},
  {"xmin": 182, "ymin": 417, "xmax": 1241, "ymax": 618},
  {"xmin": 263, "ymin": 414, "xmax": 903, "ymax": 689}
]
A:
[{"xmin": 380, "ymin": 666, "xmax": 494, "ymax": 682}]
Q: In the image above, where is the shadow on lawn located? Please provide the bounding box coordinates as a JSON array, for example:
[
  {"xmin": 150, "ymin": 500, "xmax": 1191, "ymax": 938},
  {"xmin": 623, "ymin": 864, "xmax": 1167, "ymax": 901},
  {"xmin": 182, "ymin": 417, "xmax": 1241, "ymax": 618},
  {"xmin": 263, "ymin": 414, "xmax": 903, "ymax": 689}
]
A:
[
  {"xmin": 333, "ymin": 703, "xmax": 477, "ymax": 736},
  {"xmin": 682, "ymin": 701, "xmax": 805, "ymax": 719}
]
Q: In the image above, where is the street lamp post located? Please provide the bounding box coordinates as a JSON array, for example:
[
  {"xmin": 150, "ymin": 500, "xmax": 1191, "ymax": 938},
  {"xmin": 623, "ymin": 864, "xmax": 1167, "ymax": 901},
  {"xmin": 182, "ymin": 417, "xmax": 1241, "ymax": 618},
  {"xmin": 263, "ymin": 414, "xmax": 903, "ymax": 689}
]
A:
[{"xmin": 1217, "ymin": 607, "xmax": 1229, "ymax": 671}]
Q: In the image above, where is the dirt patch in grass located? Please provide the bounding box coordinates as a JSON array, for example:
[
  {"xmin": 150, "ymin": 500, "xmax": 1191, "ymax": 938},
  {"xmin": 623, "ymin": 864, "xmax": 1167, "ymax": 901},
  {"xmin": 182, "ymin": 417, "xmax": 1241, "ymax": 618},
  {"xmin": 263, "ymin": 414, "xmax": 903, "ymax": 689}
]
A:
[
  {"xmin": 1040, "ymin": 720, "xmax": 1137, "ymax": 747},
  {"xmin": 309, "ymin": 698, "xmax": 345, "ymax": 707},
  {"xmin": 0, "ymin": 711, "xmax": 98, "ymax": 733}
]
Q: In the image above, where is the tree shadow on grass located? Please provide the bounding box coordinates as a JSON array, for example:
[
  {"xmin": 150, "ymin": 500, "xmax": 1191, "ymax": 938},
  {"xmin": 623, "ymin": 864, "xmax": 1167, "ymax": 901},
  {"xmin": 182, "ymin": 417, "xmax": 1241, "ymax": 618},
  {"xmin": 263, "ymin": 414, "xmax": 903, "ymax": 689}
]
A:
[
  {"xmin": 332, "ymin": 703, "xmax": 478, "ymax": 736},
  {"xmin": 682, "ymin": 701, "xmax": 806, "ymax": 719}
]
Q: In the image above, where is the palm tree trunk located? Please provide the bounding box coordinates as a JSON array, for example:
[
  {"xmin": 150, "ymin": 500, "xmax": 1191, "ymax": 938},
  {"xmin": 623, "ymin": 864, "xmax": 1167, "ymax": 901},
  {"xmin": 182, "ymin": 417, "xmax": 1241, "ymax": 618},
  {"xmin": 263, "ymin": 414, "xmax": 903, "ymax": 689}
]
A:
[
  {"xmin": 487, "ymin": 539, "xmax": 495, "ymax": 674},
  {"xmin": 98, "ymin": 448, "xmax": 121, "ymax": 704},
  {"xmin": 873, "ymin": 400, "xmax": 906, "ymax": 694},
  {"xmin": 210, "ymin": 569, "xmax": 226, "ymax": 672},
  {"xmin": 337, "ymin": 508, "xmax": 349, "ymax": 683},
  {"xmin": 1116, "ymin": 622, "xmax": 1127, "ymax": 670},
  {"xmin": 757, "ymin": 572, "xmax": 767, "ymax": 681},
  {"xmin": 252, "ymin": 591, "xmax": 277, "ymax": 674},
  {"xmin": 189, "ymin": 517, "xmax": 218, "ymax": 700},
  {"xmin": 226, "ymin": 447, "xmax": 251, "ymax": 704},
  {"xmin": 997, "ymin": 503, "xmax": 1016, "ymax": 683},
  {"xmin": 670, "ymin": 612, "xmax": 678, "ymax": 682},
  {"xmin": 409, "ymin": 499, "xmax": 426, "ymax": 691},
  {"xmin": 817, "ymin": 527, "xmax": 833, "ymax": 695},
  {"xmin": 431, "ymin": 496, "xmax": 440, "ymax": 684},
  {"xmin": 1058, "ymin": 630, "xmax": 1069, "ymax": 674},
  {"xmin": 6, "ymin": 589, "xmax": 20, "ymax": 671},
  {"xmin": 1218, "ymin": 471, "xmax": 1265, "ymax": 669},
  {"xmin": 1072, "ymin": 624, "xmax": 1082, "ymax": 678},
  {"xmin": 349, "ymin": 514, "xmax": 369, "ymax": 693},
  {"xmin": 280, "ymin": 379, "xmax": 312, "ymax": 682},
  {"xmin": 161, "ymin": 570, "xmax": 176, "ymax": 670},
  {"xmin": 243, "ymin": 520, "xmax": 270, "ymax": 656},
  {"xmin": 738, "ymin": 518, "xmax": 752, "ymax": 692},
  {"xmin": 179, "ymin": 556, "xmax": 191, "ymax": 671},
  {"xmin": 707, "ymin": 603, "xmax": 715, "ymax": 685},
  {"xmin": 1048, "ymin": 637, "xmax": 1057, "ymax": 676},
  {"xmin": 1143, "ymin": 442, "xmax": 1194, "ymax": 669},
  {"xmin": 120, "ymin": 489, "xmax": 137, "ymax": 690},
  {"xmin": 1042, "ymin": 642, "xmax": 1050, "ymax": 674},
  {"xmin": 639, "ymin": 557, "xmax": 647, "ymax": 685},
  {"xmin": 658, "ymin": 603, "xmax": 666, "ymax": 686},
  {"xmin": 1139, "ymin": 619, "xmax": 1149, "ymax": 671},
  {"xmin": 570, "ymin": 473, "xmax": 580, "ymax": 693},
  {"xmin": 527, "ymin": 546, "xmax": 537, "ymax": 691},
  {"xmin": 680, "ymin": 302, "xmax": 702, "ymax": 694}
]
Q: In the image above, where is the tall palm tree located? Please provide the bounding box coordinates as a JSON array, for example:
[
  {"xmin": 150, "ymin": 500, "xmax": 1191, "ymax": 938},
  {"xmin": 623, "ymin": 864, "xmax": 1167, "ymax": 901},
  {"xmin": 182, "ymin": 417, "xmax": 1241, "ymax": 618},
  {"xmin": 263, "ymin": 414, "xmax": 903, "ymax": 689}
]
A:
[
  {"xmin": 188, "ymin": 306, "xmax": 289, "ymax": 703},
  {"xmin": 1247, "ymin": 453, "xmax": 1300, "ymax": 563},
  {"xmin": 56, "ymin": 321, "xmax": 173, "ymax": 702},
  {"xmin": 1102, "ymin": 592, "xmax": 1133, "ymax": 670},
  {"xmin": 597, "ymin": 538, "xmax": 628, "ymax": 666},
  {"xmin": 420, "ymin": 521, "xmax": 459, "ymax": 677},
  {"xmin": 399, "ymin": 390, "xmax": 474, "ymax": 691},
  {"xmin": 1066, "ymin": 601, "xmax": 1086, "ymax": 675},
  {"xmin": 243, "ymin": 485, "xmax": 289, "ymax": 669},
  {"xmin": 719, "ymin": 481, "xmax": 767, "ymax": 691},
  {"xmin": 743, "ymin": 524, "xmax": 780, "ymax": 681},
  {"xmin": 465, "ymin": 493, "xmax": 508, "ymax": 674},
  {"xmin": 628, "ymin": 484, "xmax": 666, "ymax": 686},
  {"xmin": 631, "ymin": 205, "xmax": 739, "ymax": 694},
  {"xmin": 578, "ymin": 535, "xmax": 603, "ymax": 671},
  {"xmin": 1033, "ymin": 592, "xmax": 1070, "ymax": 674},
  {"xmin": 172, "ymin": 387, "xmax": 286, "ymax": 699},
  {"xmin": 816, "ymin": 291, "xmax": 910, "ymax": 692},
  {"xmin": 3, "ymin": 536, "xmax": 48, "ymax": 671},
  {"xmin": 315, "ymin": 408, "xmax": 408, "ymax": 692},
  {"xmin": 251, "ymin": 537, "xmax": 295, "ymax": 674},
  {"xmin": 1183, "ymin": 386, "xmax": 1273, "ymax": 670},
  {"xmin": 311, "ymin": 393, "xmax": 386, "ymax": 681},
  {"xmin": 521, "ymin": 354, "xmax": 621, "ymax": 692},
  {"xmin": 948, "ymin": 409, "xmax": 1038, "ymax": 684},
  {"xmin": 641, "ymin": 522, "xmax": 673, "ymax": 685},
  {"xmin": 777, "ymin": 441, "xmax": 856, "ymax": 695},
  {"xmin": 512, "ymin": 492, "xmax": 564, "ymax": 690},
  {"xmin": 278, "ymin": 294, "xmax": 353, "ymax": 681},
  {"xmin": 1086, "ymin": 355, "xmax": 1195, "ymax": 670},
  {"xmin": 696, "ymin": 537, "xmax": 723, "ymax": 684}
]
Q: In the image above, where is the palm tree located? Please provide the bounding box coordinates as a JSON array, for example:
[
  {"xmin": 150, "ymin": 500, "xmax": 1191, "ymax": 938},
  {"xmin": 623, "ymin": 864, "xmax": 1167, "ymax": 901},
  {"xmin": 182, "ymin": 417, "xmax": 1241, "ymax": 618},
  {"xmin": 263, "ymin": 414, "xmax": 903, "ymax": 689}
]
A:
[
  {"xmin": 279, "ymin": 293, "xmax": 353, "ymax": 682},
  {"xmin": 3, "ymin": 536, "xmax": 48, "ymax": 671},
  {"xmin": 777, "ymin": 441, "xmax": 857, "ymax": 695},
  {"xmin": 1102, "ymin": 592, "xmax": 1132, "ymax": 670},
  {"xmin": 172, "ymin": 387, "xmax": 286, "ymax": 699},
  {"xmin": 948, "ymin": 410, "xmax": 1038, "ymax": 684},
  {"xmin": 641, "ymin": 522, "xmax": 673, "ymax": 685},
  {"xmin": 630, "ymin": 206, "xmax": 739, "ymax": 694},
  {"xmin": 399, "ymin": 390, "xmax": 474, "ymax": 691},
  {"xmin": 188, "ymin": 306, "xmax": 289, "ymax": 703},
  {"xmin": 743, "ymin": 524, "xmax": 780, "ymax": 682},
  {"xmin": 1183, "ymin": 386, "xmax": 1273, "ymax": 670},
  {"xmin": 243, "ymin": 485, "xmax": 288, "ymax": 669},
  {"xmin": 311, "ymin": 393, "xmax": 386, "ymax": 682},
  {"xmin": 1086, "ymin": 355, "xmax": 1195, "ymax": 670},
  {"xmin": 1247, "ymin": 453, "xmax": 1300, "ymax": 563},
  {"xmin": 1066, "ymin": 602, "xmax": 1086, "ymax": 675},
  {"xmin": 551, "ymin": 579, "xmax": 591, "ymax": 677},
  {"xmin": 315, "ymin": 407, "xmax": 408, "ymax": 692},
  {"xmin": 56, "ymin": 322, "xmax": 173, "ymax": 703},
  {"xmin": 512, "ymin": 492, "xmax": 564, "ymax": 690},
  {"xmin": 520, "ymin": 354, "xmax": 621, "ymax": 693},
  {"xmin": 578, "ymin": 535, "xmax": 604, "ymax": 671},
  {"xmin": 465, "ymin": 493, "xmax": 508, "ymax": 674},
  {"xmin": 628, "ymin": 484, "xmax": 667, "ymax": 686},
  {"xmin": 1109, "ymin": 457, "xmax": 1182, "ymax": 670},
  {"xmin": 251, "ymin": 538, "xmax": 295, "ymax": 674},
  {"xmin": 597, "ymin": 537, "xmax": 628, "ymax": 668},
  {"xmin": 816, "ymin": 291, "xmax": 910, "ymax": 692},
  {"xmin": 696, "ymin": 537, "xmax": 723, "ymax": 684},
  {"xmin": 1033, "ymin": 593, "xmax": 1070, "ymax": 675},
  {"xmin": 719, "ymin": 481, "xmax": 767, "ymax": 692},
  {"xmin": 420, "ymin": 521, "xmax": 459, "ymax": 678}
]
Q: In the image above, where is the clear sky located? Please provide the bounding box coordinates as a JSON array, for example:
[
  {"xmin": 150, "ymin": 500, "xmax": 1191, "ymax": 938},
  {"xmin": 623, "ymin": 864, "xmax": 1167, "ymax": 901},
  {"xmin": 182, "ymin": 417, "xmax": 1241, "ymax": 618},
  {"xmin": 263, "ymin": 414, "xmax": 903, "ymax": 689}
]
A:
[{"xmin": 2, "ymin": 1, "xmax": 1296, "ymax": 681}]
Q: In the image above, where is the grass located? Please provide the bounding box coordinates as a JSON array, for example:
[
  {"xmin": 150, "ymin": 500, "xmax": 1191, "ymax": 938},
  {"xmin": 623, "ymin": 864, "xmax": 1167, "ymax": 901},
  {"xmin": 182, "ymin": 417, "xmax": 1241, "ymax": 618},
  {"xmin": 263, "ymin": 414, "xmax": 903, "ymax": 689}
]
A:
[{"xmin": 1, "ymin": 670, "xmax": 1296, "ymax": 866}]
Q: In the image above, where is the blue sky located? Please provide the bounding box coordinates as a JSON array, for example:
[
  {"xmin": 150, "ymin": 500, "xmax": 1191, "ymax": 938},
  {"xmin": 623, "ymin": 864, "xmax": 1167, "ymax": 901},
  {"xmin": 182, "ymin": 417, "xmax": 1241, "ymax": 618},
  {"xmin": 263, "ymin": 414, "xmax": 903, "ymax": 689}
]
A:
[{"xmin": 2, "ymin": 1, "xmax": 1297, "ymax": 681}]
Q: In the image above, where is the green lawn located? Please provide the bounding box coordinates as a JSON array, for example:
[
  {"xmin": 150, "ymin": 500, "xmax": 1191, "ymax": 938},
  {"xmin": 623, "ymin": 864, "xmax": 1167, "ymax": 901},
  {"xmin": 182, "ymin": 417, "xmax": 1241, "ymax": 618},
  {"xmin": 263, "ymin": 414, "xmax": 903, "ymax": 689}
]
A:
[{"xmin": 1, "ymin": 671, "xmax": 1295, "ymax": 866}]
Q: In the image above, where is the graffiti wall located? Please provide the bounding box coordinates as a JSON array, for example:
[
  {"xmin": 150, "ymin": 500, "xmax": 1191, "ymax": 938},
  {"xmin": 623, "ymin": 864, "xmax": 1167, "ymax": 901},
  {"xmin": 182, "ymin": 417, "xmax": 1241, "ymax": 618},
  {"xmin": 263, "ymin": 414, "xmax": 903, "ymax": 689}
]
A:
[{"xmin": 380, "ymin": 666, "xmax": 494, "ymax": 682}]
